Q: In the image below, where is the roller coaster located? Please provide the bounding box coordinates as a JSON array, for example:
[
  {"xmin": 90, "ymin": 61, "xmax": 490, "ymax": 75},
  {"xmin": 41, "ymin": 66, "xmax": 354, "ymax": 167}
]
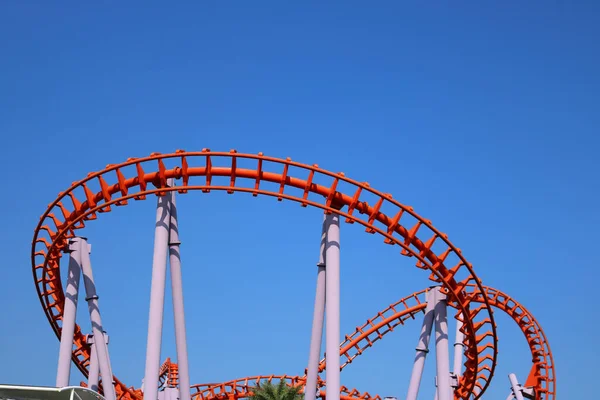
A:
[{"xmin": 25, "ymin": 150, "xmax": 554, "ymax": 400}]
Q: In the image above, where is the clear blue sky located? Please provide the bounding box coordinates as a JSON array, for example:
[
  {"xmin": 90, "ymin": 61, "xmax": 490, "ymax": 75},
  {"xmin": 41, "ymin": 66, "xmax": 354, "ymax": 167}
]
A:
[{"xmin": 0, "ymin": 2, "xmax": 598, "ymax": 399}]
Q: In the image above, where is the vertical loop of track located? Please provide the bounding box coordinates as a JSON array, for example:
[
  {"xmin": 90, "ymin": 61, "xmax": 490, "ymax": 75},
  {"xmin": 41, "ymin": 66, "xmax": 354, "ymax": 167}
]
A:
[
  {"xmin": 466, "ymin": 285, "xmax": 555, "ymax": 400},
  {"xmin": 32, "ymin": 150, "xmax": 497, "ymax": 399}
]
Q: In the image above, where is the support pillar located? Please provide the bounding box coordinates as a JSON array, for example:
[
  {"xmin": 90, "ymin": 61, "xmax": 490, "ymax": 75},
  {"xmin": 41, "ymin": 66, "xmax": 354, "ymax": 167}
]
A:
[
  {"xmin": 168, "ymin": 189, "xmax": 191, "ymax": 400},
  {"xmin": 434, "ymin": 288, "xmax": 451, "ymax": 400},
  {"xmin": 143, "ymin": 192, "xmax": 171, "ymax": 400},
  {"xmin": 508, "ymin": 374, "xmax": 525, "ymax": 400},
  {"xmin": 56, "ymin": 242, "xmax": 82, "ymax": 387},
  {"xmin": 451, "ymin": 313, "xmax": 465, "ymax": 397},
  {"xmin": 103, "ymin": 332, "xmax": 115, "ymax": 394},
  {"xmin": 87, "ymin": 335, "xmax": 100, "ymax": 392},
  {"xmin": 405, "ymin": 288, "xmax": 436, "ymax": 400},
  {"xmin": 452, "ymin": 315, "xmax": 465, "ymax": 379},
  {"xmin": 79, "ymin": 237, "xmax": 116, "ymax": 400},
  {"xmin": 325, "ymin": 213, "xmax": 341, "ymax": 400},
  {"xmin": 305, "ymin": 217, "xmax": 327, "ymax": 400}
]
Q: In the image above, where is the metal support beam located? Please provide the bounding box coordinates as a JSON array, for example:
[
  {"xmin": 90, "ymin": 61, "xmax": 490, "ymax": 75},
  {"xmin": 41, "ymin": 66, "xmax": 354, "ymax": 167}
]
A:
[
  {"xmin": 508, "ymin": 374, "xmax": 525, "ymax": 400},
  {"xmin": 450, "ymin": 313, "xmax": 465, "ymax": 398},
  {"xmin": 56, "ymin": 242, "xmax": 82, "ymax": 387},
  {"xmin": 159, "ymin": 388, "xmax": 179, "ymax": 400},
  {"xmin": 103, "ymin": 332, "xmax": 115, "ymax": 395},
  {"xmin": 405, "ymin": 288, "xmax": 436, "ymax": 400},
  {"xmin": 452, "ymin": 315, "xmax": 465, "ymax": 379},
  {"xmin": 168, "ymin": 188, "xmax": 191, "ymax": 400},
  {"xmin": 78, "ymin": 237, "xmax": 116, "ymax": 400},
  {"xmin": 325, "ymin": 213, "xmax": 341, "ymax": 400},
  {"xmin": 434, "ymin": 288, "xmax": 451, "ymax": 400},
  {"xmin": 87, "ymin": 335, "xmax": 99, "ymax": 393},
  {"xmin": 305, "ymin": 217, "xmax": 327, "ymax": 400},
  {"xmin": 143, "ymin": 193, "xmax": 171, "ymax": 400}
]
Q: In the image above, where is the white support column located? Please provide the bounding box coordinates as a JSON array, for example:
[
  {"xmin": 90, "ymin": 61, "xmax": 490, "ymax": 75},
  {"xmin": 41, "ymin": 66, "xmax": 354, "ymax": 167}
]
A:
[
  {"xmin": 451, "ymin": 313, "xmax": 465, "ymax": 398},
  {"xmin": 78, "ymin": 238, "xmax": 116, "ymax": 400},
  {"xmin": 305, "ymin": 217, "xmax": 327, "ymax": 400},
  {"xmin": 103, "ymin": 332, "xmax": 115, "ymax": 395},
  {"xmin": 168, "ymin": 187, "xmax": 191, "ymax": 400},
  {"xmin": 508, "ymin": 374, "xmax": 525, "ymax": 400},
  {"xmin": 143, "ymin": 193, "xmax": 172, "ymax": 400},
  {"xmin": 325, "ymin": 213, "xmax": 341, "ymax": 400},
  {"xmin": 164, "ymin": 388, "xmax": 179, "ymax": 400},
  {"xmin": 452, "ymin": 314, "xmax": 465, "ymax": 378},
  {"xmin": 434, "ymin": 288, "xmax": 451, "ymax": 400},
  {"xmin": 406, "ymin": 288, "xmax": 436, "ymax": 400},
  {"xmin": 87, "ymin": 335, "xmax": 100, "ymax": 392},
  {"xmin": 56, "ymin": 241, "xmax": 82, "ymax": 387}
]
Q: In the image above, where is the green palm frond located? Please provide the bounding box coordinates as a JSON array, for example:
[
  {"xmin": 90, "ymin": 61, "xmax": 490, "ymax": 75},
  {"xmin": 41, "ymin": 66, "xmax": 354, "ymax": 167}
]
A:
[{"xmin": 249, "ymin": 379, "xmax": 304, "ymax": 400}]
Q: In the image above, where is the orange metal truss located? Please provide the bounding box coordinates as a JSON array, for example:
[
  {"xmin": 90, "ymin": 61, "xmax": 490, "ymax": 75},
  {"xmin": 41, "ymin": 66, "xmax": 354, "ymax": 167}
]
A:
[
  {"xmin": 32, "ymin": 150, "xmax": 499, "ymax": 399},
  {"xmin": 158, "ymin": 358, "xmax": 180, "ymax": 389}
]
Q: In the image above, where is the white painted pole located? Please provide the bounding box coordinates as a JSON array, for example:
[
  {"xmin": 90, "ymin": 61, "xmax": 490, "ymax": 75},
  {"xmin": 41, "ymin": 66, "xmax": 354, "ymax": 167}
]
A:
[
  {"xmin": 509, "ymin": 373, "xmax": 525, "ymax": 400},
  {"xmin": 305, "ymin": 217, "xmax": 327, "ymax": 400},
  {"xmin": 87, "ymin": 335, "xmax": 100, "ymax": 392},
  {"xmin": 78, "ymin": 238, "xmax": 116, "ymax": 400},
  {"xmin": 56, "ymin": 242, "xmax": 82, "ymax": 387},
  {"xmin": 168, "ymin": 188, "xmax": 191, "ymax": 400},
  {"xmin": 453, "ymin": 314, "xmax": 465, "ymax": 378},
  {"xmin": 434, "ymin": 288, "xmax": 451, "ymax": 400},
  {"xmin": 406, "ymin": 288, "xmax": 436, "ymax": 400},
  {"xmin": 143, "ymin": 193, "xmax": 171, "ymax": 400},
  {"xmin": 325, "ymin": 213, "xmax": 341, "ymax": 400}
]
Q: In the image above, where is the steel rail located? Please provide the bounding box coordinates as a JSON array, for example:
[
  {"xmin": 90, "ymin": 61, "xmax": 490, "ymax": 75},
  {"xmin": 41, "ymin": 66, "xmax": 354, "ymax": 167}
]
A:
[{"xmin": 32, "ymin": 150, "xmax": 497, "ymax": 399}]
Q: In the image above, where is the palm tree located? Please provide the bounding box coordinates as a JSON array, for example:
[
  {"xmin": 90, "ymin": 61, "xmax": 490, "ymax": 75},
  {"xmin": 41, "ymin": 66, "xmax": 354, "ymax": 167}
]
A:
[{"xmin": 249, "ymin": 379, "xmax": 304, "ymax": 400}]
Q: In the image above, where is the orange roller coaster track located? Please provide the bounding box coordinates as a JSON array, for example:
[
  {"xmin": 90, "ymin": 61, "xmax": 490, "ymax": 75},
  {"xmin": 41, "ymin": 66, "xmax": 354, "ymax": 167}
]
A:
[
  {"xmin": 158, "ymin": 358, "xmax": 180, "ymax": 390},
  {"xmin": 32, "ymin": 150, "xmax": 497, "ymax": 400},
  {"xmin": 188, "ymin": 284, "xmax": 554, "ymax": 400}
]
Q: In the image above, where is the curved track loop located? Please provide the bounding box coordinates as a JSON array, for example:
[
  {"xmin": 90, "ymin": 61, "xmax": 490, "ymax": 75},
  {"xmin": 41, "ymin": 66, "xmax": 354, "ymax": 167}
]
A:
[
  {"xmin": 32, "ymin": 150, "xmax": 497, "ymax": 399},
  {"xmin": 192, "ymin": 284, "xmax": 554, "ymax": 400},
  {"xmin": 314, "ymin": 284, "xmax": 555, "ymax": 399},
  {"xmin": 467, "ymin": 285, "xmax": 555, "ymax": 400}
]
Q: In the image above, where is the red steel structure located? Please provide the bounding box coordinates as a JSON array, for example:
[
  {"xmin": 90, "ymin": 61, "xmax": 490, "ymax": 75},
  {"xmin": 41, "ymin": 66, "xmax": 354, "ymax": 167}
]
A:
[
  {"xmin": 29, "ymin": 150, "xmax": 551, "ymax": 400},
  {"xmin": 158, "ymin": 358, "xmax": 179, "ymax": 390}
]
